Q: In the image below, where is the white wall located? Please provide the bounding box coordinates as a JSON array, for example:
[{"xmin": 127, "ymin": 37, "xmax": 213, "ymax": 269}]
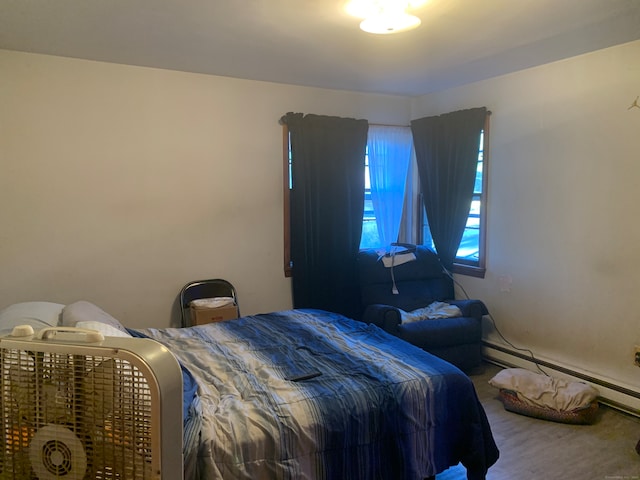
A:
[
  {"xmin": 412, "ymin": 40, "xmax": 640, "ymax": 396},
  {"xmin": 4, "ymin": 41, "xmax": 640, "ymax": 402},
  {"xmin": 0, "ymin": 49, "xmax": 411, "ymax": 328}
]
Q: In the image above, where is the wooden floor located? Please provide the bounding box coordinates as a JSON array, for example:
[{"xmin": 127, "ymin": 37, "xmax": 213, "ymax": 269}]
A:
[{"xmin": 437, "ymin": 362, "xmax": 640, "ymax": 480}]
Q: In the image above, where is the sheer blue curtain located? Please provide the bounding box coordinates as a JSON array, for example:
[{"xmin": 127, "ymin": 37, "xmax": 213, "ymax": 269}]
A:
[{"xmin": 366, "ymin": 125, "xmax": 413, "ymax": 248}]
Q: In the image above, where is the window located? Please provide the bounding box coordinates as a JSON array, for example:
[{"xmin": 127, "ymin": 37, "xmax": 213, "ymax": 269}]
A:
[
  {"xmin": 419, "ymin": 119, "xmax": 489, "ymax": 277},
  {"xmin": 361, "ymin": 151, "xmax": 380, "ymax": 248},
  {"xmin": 284, "ymin": 140, "xmax": 389, "ymax": 256},
  {"xmin": 283, "ymin": 126, "xmax": 292, "ymax": 277},
  {"xmin": 283, "ymin": 115, "xmax": 488, "ymax": 278},
  {"xmin": 360, "ymin": 125, "xmax": 413, "ymax": 249},
  {"xmin": 457, "ymin": 130, "xmax": 485, "ymax": 263}
]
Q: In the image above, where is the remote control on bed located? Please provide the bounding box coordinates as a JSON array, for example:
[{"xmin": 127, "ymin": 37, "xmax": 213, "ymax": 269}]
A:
[{"xmin": 285, "ymin": 371, "xmax": 322, "ymax": 382}]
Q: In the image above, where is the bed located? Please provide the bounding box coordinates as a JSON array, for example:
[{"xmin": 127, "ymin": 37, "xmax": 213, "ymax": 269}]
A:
[
  {"xmin": 139, "ymin": 308, "xmax": 498, "ymax": 480},
  {"xmin": 0, "ymin": 302, "xmax": 498, "ymax": 479}
]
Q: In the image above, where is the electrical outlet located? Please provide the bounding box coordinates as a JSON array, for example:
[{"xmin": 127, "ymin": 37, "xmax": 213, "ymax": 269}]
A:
[{"xmin": 635, "ymin": 346, "xmax": 640, "ymax": 367}]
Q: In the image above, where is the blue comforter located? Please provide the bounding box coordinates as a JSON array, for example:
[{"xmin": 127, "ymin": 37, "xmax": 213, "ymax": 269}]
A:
[{"xmin": 141, "ymin": 309, "xmax": 498, "ymax": 480}]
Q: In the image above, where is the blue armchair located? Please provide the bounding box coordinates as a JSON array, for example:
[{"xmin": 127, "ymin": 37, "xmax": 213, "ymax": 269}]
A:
[{"xmin": 357, "ymin": 246, "xmax": 487, "ymax": 372}]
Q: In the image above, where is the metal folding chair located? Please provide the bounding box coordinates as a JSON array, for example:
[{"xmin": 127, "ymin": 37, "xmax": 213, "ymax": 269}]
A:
[{"xmin": 179, "ymin": 279, "xmax": 239, "ymax": 327}]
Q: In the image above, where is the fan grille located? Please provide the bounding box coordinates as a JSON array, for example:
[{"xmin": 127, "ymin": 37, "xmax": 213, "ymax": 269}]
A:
[
  {"xmin": 41, "ymin": 437, "xmax": 73, "ymax": 474},
  {"xmin": 0, "ymin": 346, "xmax": 157, "ymax": 479}
]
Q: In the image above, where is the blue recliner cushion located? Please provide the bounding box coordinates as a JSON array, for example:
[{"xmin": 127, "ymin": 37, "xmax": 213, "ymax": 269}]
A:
[{"xmin": 397, "ymin": 316, "xmax": 481, "ymax": 349}]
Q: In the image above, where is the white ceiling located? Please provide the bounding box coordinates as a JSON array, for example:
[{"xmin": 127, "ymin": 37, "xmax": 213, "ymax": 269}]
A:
[{"xmin": 2, "ymin": 0, "xmax": 640, "ymax": 97}]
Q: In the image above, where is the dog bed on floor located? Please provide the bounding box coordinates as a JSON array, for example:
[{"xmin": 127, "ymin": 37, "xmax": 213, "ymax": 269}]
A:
[{"xmin": 489, "ymin": 368, "xmax": 600, "ymax": 425}]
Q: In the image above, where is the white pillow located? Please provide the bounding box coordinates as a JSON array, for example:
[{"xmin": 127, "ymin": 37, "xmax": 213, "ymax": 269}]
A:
[
  {"xmin": 75, "ymin": 320, "xmax": 132, "ymax": 338},
  {"xmin": 62, "ymin": 301, "xmax": 129, "ymax": 334},
  {"xmin": 0, "ymin": 301, "xmax": 65, "ymax": 332}
]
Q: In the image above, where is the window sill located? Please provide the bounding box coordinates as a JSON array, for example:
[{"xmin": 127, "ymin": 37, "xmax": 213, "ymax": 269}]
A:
[{"xmin": 452, "ymin": 263, "xmax": 486, "ymax": 278}]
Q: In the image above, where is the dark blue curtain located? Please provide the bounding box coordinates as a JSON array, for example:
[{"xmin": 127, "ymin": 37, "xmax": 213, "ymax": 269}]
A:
[
  {"xmin": 411, "ymin": 107, "xmax": 487, "ymax": 270},
  {"xmin": 281, "ymin": 113, "xmax": 368, "ymax": 319}
]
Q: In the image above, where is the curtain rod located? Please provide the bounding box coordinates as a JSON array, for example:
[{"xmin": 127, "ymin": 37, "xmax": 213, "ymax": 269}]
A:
[
  {"xmin": 372, "ymin": 111, "xmax": 492, "ymax": 128},
  {"xmin": 281, "ymin": 111, "xmax": 492, "ymax": 128}
]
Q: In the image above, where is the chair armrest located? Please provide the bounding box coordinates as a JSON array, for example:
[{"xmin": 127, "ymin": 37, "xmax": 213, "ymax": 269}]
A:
[
  {"xmin": 448, "ymin": 299, "xmax": 488, "ymax": 319},
  {"xmin": 362, "ymin": 304, "xmax": 402, "ymax": 333}
]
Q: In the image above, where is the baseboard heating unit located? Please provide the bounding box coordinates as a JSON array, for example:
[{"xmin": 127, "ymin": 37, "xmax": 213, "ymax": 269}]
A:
[{"xmin": 483, "ymin": 341, "xmax": 640, "ymax": 417}]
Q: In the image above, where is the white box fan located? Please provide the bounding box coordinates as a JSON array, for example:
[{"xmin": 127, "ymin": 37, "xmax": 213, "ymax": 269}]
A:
[{"xmin": 0, "ymin": 326, "xmax": 183, "ymax": 480}]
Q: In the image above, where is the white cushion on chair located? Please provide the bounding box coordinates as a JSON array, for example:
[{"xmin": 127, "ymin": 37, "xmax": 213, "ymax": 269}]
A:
[{"xmin": 399, "ymin": 301, "xmax": 461, "ymax": 324}]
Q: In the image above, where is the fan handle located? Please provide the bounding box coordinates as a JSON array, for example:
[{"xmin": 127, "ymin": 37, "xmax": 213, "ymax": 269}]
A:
[{"xmin": 35, "ymin": 327, "xmax": 105, "ymax": 343}]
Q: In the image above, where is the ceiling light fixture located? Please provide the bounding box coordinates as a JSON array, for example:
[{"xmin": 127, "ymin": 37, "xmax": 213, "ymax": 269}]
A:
[{"xmin": 345, "ymin": 0, "xmax": 426, "ymax": 35}]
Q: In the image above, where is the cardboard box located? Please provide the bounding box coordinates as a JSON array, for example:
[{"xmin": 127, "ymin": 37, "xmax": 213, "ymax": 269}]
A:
[{"xmin": 190, "ymin": 304, "xmax": 239, "ymax": 326}]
